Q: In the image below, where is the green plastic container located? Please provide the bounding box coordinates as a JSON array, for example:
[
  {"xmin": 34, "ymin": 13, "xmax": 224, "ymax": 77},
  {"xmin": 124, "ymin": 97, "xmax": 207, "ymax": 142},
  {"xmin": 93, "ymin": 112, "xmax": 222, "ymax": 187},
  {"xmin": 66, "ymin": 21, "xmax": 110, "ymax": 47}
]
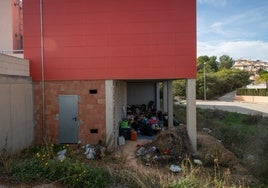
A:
[{"xmin": 120, "ymin": 120, "xmax": 128, "ymax": 128}]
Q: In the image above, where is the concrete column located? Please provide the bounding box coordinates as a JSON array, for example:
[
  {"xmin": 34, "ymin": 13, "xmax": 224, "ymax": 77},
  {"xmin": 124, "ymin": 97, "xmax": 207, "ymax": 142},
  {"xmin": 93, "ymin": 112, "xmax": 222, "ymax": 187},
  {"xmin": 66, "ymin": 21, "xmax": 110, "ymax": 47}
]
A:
[
  {"xmin": 167, "ymin": 80, "xmax": 173, "ymax": 128},
  {"xmin": 186, "ymin": 79, "xmax": 197, "ymax": 152},
  {"xmin": 163, "ymin": 81, "xmax": 168, "ymax": 112},
  {"xmin": 156, "ymin": 82, "xmax": 161, "ymax": 111},
  {"xmin": 105, "ymin": 80, "xmax": 115, "ymax": 149}
]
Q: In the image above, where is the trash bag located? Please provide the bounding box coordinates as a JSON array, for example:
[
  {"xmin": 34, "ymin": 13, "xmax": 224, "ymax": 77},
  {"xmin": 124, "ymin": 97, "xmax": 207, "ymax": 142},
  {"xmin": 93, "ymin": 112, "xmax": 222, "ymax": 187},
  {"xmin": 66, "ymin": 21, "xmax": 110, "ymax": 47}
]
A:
[
  {"xmin": 57, "ymin": 148, "xmax": 67, "ymax": 161},
  {"xmin": 86, "ymin": 148, "xmax": 95, "ymax": 160}
]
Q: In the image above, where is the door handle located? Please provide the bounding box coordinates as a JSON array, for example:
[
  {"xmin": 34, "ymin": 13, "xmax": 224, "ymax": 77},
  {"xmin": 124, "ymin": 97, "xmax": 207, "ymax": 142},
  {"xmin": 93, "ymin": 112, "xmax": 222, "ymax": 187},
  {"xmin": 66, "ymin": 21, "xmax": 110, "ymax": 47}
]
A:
[{"xmin": 72, "ymin": 117, "xmax": 77, "ymax": 122}]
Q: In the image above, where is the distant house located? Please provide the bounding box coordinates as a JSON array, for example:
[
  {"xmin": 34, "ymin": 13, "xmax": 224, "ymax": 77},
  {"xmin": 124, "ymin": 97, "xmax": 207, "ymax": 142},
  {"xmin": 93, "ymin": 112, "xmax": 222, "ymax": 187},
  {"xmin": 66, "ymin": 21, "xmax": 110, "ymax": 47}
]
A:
[
  {"xmin": 23, "ymin": 0, "xmax": 197, "ymax": 149},
  {"xmin": 233, "ymin": 59, "xmax": 268, "ymax": 80}
]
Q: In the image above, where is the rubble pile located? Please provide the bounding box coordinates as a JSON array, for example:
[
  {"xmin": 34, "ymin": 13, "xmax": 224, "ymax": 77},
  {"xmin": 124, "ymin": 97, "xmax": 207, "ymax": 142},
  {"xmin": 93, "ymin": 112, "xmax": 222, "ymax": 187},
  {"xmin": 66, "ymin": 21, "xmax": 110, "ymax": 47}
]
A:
[
  {"xmin": 197, "ymin": 132, "xmax": 240, "ymax": 168},
  {"xmin": 136, "ymin": 125, "xmax": 193, "ymax": 167}
]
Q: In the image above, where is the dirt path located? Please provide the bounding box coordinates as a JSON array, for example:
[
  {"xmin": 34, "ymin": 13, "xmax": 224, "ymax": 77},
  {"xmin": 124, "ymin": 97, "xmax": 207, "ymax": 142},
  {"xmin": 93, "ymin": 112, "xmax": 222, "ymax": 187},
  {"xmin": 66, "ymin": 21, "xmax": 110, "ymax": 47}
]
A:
[{"xmin": 115, "ymin": 139, "xmax": 150, "ymax": 168}]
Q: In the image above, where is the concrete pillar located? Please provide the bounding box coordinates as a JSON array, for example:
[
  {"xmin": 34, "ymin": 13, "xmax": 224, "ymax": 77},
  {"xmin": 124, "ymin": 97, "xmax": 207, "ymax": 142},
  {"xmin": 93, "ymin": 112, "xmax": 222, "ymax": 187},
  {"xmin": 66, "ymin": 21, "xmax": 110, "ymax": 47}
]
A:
[
  {"xmin": 106, "ymin": 80, "xmax": 127, "ymax": 149},
  {"xmin": 167, "ymin": 80, "xmax": 173, "ymax": 128},
  {"xmin": 105, "ymin": 80, "xmax": 115, "ymax": 149},
  {"xmin": 163, "ymin": 81, "xmax": 168, "ymax": 112},
  {"xmin": 186, "ymin": 79, "xmax": 197, "ymax": 152},
  {"xmin": 156, "ymin": 82, "xmax": 161, "ymax": 111}
]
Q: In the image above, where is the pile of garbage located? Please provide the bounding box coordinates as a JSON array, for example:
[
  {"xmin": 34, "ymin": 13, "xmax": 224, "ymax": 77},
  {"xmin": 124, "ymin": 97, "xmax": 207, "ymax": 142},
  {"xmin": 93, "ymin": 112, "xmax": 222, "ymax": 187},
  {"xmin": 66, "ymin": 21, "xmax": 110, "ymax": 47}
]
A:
[
  {"xmin": 120, "ymin": 103, "xmax": 181, "ymax": 138},
  {"xmin": 136, "ymin": 125, "xmax": 195, "ymax": 169}
]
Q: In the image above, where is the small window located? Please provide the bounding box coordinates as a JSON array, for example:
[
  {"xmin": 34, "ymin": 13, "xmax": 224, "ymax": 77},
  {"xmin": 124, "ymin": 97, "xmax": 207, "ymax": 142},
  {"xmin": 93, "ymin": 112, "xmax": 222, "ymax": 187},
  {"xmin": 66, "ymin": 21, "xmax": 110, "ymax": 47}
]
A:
[
  {"xmin": 89, "ymin": 89, "xmax": 97, "ymax": 94},
  {"xmin": 90, "ymin": 129, "xmax": 98, "ymax": 134}
]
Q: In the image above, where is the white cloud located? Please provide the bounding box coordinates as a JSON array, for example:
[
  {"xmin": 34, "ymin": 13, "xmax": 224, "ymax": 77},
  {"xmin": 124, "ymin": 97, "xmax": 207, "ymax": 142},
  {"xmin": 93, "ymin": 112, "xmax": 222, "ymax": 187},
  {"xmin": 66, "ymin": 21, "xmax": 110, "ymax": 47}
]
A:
[
  {"xmin": 203, "ymin": 11, "xmax": 264, "ymax": 40},
  {"xmin": 210, "ymin": 22, "xmax": 225, "ymax": 35},
  {"xmin": 198, "ymin": 40, "xmax": 268, "ymax": 61}
]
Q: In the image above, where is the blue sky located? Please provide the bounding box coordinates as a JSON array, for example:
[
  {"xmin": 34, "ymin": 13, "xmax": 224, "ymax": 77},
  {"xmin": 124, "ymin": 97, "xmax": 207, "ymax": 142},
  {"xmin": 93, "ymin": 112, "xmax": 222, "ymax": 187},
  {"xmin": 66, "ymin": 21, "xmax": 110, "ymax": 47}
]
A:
[{"xmin": 197, "ymin": 0, "xmax": 268, "ymax": 61}]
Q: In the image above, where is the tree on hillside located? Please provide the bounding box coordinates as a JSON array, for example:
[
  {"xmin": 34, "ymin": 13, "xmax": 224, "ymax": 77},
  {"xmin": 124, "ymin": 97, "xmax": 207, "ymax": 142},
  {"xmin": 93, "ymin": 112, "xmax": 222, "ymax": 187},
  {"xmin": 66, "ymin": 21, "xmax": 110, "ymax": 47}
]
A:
[
  {"xmin": 259, "ymin": 70, "xmax": 268, "ymax": 89},
  {"xmin": 174, "ymin": 55, "xmax": 250, "ymax": 99},
  {"xmin": 207, "ymin": 56, "xmax": 218, "ymax": 72},
  {"xmin": 197, "ymin": 55, "xmax": 218, "ymax": 73},
  {"xmin": 215, "ymin": 69, "xmax": 250, "ymax": 91},
  {"xmin": 173, "ymin": 79, "xmax": 186, "ymax": 97},
  {"xmin": 218, "ymin": 55, "xmax": 234, "ymax": 70},
  {"xmin": 197, "ymin": 55, "xmax": 210, "ymax": 72}
]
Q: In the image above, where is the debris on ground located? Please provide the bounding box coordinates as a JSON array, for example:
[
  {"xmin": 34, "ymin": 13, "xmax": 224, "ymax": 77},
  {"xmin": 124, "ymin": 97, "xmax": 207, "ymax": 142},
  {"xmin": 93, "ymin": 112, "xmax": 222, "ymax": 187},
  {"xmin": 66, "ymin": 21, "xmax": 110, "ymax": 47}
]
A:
[
  {"xmin": 135, "ymin": 125, "xmax": 249, "ymax": 173},
  {"xmin": 82, "ymin": 144, "xmax": 107, "ymax": 160},
  {"xmin": 193, "ymin": 159, "xmax": 203, "ymax": 165},
  {"xmin": 57, "ymin": 148, "xmax": 67, "ymax": 161},
  {"xmin": 202, "ymin": 127, "xmax": 212, "ymax": 134},
  {"xmin": 84, "ymin": 145, "xmax": 95, "ymax": 160},
  {"xmin": 169, "ymin": 164, "xmax": 182, "ymax": 172},
  {"xmin": 136, "ymin": 125, "xmax": 193, "ymax": 167},
  {"xmin": 131, "ymin": 125, "xmax": 257, "ymax": 186}
]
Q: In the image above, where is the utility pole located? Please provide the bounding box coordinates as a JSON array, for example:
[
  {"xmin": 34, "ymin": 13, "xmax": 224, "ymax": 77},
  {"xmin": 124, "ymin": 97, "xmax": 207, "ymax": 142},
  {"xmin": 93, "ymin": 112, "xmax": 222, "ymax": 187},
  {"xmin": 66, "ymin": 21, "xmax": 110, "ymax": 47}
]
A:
[{"xmin": 203, "ymin": 62, "xmax": 206, "ymax": 100}]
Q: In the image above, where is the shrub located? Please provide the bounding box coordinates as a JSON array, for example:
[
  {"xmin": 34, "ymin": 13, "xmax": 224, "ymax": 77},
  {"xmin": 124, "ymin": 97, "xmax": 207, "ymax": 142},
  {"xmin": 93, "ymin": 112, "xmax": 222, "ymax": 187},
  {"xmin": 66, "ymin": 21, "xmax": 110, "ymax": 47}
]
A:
[{"xmin": 169, "ymin": 177, "xmax": 201, "ymax": 188}]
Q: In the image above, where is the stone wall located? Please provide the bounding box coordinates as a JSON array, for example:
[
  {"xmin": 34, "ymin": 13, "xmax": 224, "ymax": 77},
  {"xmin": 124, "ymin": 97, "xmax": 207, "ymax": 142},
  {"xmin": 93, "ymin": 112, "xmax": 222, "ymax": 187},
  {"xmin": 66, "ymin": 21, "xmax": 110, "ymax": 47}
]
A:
[
  {"xmin": 33, "ymin": 80, "xmax": 106, "ymax": 145},
  {"xmin": 235, "ymin": 95, "xmax": 268, "ymax": 104}
]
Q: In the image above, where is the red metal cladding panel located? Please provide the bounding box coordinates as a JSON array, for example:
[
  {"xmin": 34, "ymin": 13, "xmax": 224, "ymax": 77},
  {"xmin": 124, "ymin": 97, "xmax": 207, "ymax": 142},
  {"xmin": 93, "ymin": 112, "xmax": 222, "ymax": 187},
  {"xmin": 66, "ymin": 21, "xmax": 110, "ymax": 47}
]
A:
[
  {"xmin": 23, "ymin": 0, "xmax": 196, "ymax": 81},
  {"xmin": 23, "ymin": 0, "xmax": 42, "ymax": 80}
]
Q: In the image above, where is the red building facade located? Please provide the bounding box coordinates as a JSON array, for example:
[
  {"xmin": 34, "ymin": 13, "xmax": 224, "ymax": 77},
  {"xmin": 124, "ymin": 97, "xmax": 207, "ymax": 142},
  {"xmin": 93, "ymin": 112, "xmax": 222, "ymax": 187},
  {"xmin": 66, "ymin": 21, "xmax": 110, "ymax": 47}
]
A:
[{"xmin": 23, "ymin": 0, "xmax": 196, "ymax": 145}]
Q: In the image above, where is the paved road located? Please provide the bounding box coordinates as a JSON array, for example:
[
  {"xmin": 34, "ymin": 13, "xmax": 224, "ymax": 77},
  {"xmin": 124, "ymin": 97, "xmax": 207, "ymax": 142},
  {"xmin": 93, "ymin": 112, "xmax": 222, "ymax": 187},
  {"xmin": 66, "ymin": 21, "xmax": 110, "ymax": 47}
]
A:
[{"xmin": 196, "ymin": 100, "xmax": 268, "ymax": 117}]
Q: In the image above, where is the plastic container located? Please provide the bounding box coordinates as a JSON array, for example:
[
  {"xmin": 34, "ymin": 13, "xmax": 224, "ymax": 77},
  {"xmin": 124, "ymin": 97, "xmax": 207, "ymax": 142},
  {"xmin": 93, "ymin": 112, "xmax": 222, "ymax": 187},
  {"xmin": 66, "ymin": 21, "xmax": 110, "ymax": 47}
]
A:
[
  {"xmin": 120, "ymin": 120, "xmax": 128, "ymax": 128},
  {"xmin": 131, "ymin": 131, "xmax": 137, "ymax": 141},
  {"xmin": 118, "ymin": 136, "xmax": 125, "ymax": 145}
]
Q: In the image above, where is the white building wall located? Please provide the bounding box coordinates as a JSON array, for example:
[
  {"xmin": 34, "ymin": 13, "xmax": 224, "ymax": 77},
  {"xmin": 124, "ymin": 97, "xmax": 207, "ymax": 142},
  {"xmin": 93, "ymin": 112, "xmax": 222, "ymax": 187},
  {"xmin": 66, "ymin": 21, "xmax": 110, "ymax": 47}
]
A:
[
  {"xmin": 0, "ymin": 53, "xmax": 29, "ymax": 76},
  {"xmin": 0, "ymin": 0, "xmax": 13, "ymax": 51},
  {"xmin": 0, "ymin": 0, "xmax": 22, "ymax": 53},
  {"xmin": 0, "ymin": 75, "xmax": 34, "ymax": 153},
  {"xmin": 127, "ymin": 81, "xmax": 156, "ymax": 105}
]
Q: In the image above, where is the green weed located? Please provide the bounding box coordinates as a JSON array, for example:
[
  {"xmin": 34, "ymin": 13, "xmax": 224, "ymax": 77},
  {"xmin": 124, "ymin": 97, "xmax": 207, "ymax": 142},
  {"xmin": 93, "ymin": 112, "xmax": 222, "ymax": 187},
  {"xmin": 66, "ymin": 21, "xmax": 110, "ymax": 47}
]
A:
[
  {"xmin": 11, "ymin": 143, "xmax": 110, "ymax": 187},
  {"xmin": 174, "ymin": 105, "xmax": 268, "ymax": 186}
]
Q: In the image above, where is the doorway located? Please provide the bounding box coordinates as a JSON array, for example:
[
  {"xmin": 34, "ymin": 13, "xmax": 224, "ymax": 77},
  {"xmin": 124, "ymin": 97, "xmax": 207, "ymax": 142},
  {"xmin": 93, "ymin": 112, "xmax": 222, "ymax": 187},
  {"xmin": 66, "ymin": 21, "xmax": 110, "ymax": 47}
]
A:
[{"xmin": 58, "ymin": 95, "xmax": 79, "ymax": 143}]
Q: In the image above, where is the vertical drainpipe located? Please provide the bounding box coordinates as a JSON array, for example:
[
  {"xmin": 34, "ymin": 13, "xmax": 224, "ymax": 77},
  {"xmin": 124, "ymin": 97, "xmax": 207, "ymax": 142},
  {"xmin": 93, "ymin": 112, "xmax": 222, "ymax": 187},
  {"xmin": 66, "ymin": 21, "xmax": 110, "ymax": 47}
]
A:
[{"xmin": 40, "ymin": 0, "xmax": 46, "ymax": 140}]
